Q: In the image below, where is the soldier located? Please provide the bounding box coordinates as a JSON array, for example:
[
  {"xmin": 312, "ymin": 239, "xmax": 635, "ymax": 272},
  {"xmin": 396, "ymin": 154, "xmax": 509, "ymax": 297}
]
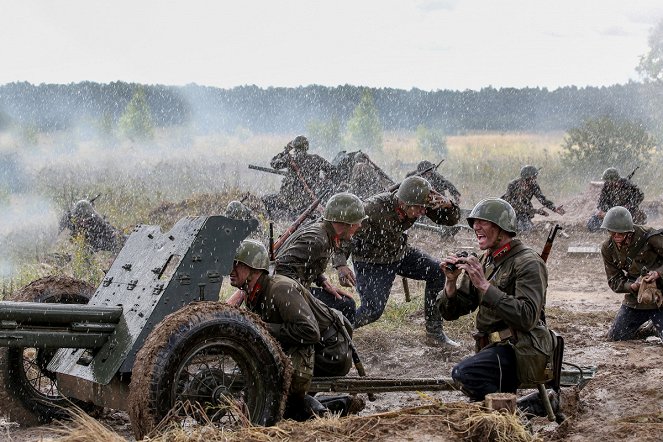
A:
[
  {"xmin": 263, "ymin": 135, "xmax": 335, "ymax": 219},
  {"xmin": 599, "ymin": 206, "xmax": 663, "ymax": 340},
  {"xmin": 338, "ymin": 176, "xmax": 461, "ymax": 347},
  {"xmin": 501, "ymin": 165, "xmax": 565, "ymax": 232},
  {"xmin": 274, "ymin": 193, "xmax": 366, "ymax": 324},
  {"xmin": 230, "ymin": 240, "xmax": 359, "ymax": 420},
  {"xmin": 406, "ymin": 160, "xmax": 461, "ymax": 205},
  {"xmin": 438, "ymin": 198, "xmax": 555, "ymax": 411},
  {"xmin": 348, "ymin": 153, "xmax": 391, "ymax": 199},
  {"xmin": 587, "ymin": 168, "xmax": 646, "ymax": 232},
  {"xmin": 225, "ymin": 200, "xmax": 254, "ymax": 221},
  {"xmin": 62, "ymin": 199, "xmax": 126, "ymax": 253}
]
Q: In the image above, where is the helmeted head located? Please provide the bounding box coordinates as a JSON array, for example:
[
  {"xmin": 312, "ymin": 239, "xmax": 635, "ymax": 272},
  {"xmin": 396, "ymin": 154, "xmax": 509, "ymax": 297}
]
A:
[
  {"xmin": 397, "ymin": 176, "xmax": 432, "ymax": 207},
  {"xmin": 601, "ymin": 206, "xmax": 634, "ymax": 233},
  {"xmin": 72, "ymin": 200, "xmax": 94, "ymax": 220},
  {"xmin": 520, "ymin": 165, "xmax": 539, "ymax": 179},
  {"xmin": 601, "ymin": 167, "xmax": 620, "ymax": 182},
  {"xmin": 233, "ymin": 240, "xmax": 270, "ymax": 272},
  {"xmin": 467, "ymin": 198, "xmax": 517, "ymax": 237},
  {"xmin": 416, "ymin": 160, "xmax": 435, "ymax": 173},
  {"xmin": 225, "ymin": 200, "xmax": 253, "ymax": 221},
  {"xmin": 324, "ymin": 193, "xmax": 367, "ymax": 224},
  {"xmin": 289, "ymin": 135, "xmax": 309, "ymax": 151}
]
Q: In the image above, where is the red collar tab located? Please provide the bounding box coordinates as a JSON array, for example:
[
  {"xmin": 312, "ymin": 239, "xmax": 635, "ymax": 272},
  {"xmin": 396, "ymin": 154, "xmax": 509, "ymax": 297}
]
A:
[
  {"xmin": 246, "ymin": 282, "xmax": 262, "ymax": 307},
  {"xmin": 333, "ymin": 234, "xmax": 341, "ymax": 249},
  {"xmin": 395, "ymin": 202, "xmax": 407, "ymax": 220},
  {"xmin": 492, "ymin": 242, "xmax": 512, "ymax": 259}
]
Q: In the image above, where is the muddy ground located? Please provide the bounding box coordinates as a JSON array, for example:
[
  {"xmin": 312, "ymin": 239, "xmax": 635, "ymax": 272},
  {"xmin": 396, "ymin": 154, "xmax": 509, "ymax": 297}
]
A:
[{"xmin": 4, "ymin": 192, "xmax": 663, "ymax": 441}]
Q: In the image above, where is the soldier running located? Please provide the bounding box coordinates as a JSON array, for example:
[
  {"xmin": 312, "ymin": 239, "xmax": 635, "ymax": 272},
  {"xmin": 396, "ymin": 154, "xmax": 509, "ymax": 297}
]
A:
[
  {"xmin": 501, "ymin": 165, "xmax": 565, "ymax": 232},
  {"xmin": 587, "ymin": 167, "xmax": 647, "ymax": 232},
  {"xmin": 338, "ymin": 176, "xmax": 461, "ymax": 347},
  {"xmin": 599, "ymin": 206, "xmax": 663, "ymax": 340},
  {"xmin": 406, "ymin": 160, "xmax": 461, "ymax": 205},
  {"xmin": 262, "ymin": 135, "xmax": 335, "ymax": 219}
]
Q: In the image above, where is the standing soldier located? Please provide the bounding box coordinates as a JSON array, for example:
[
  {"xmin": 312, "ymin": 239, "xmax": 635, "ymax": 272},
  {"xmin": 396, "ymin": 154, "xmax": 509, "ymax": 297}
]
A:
[
  {"xmin": 338, "ymin": 176, "xmax": 461, "ymax": 347},
  {"xmin": 263, "ymin": 135, "xmax": 335, "ymax": 219},
  {"xmin": 587, "ymin": 168, "xmax": 646, "ymax": 232},
  {"xmin": 274, "ymin": 193, "xmax": 366, "ymax": 324},
  {"xmin": 348, "ymin": 153, "xmax": 390, "ymax": 199},
  {"xmin": 438, "ymin": 198, "xmax": 555, "ymax": 414},
  {"xmin": 502, "ymin": 165, "xmax": 565, "ymax": 232},
  {"xmin": 599, "ymin": 206, "xmax": 663, "ymax": 340},
  {"xmin": 406, "ymin": 160, "xmax": 461, "ymax": 205}
]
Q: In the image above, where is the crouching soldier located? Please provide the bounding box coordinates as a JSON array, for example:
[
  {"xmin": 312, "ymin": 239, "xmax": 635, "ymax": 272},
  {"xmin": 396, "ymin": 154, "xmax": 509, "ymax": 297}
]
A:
[
  {"xmin": 438, "ymin": 198, "xmax": 555, "ymax": 414},
  {"xmin": 600, "ymin": 206, "xmax": 663, "ymax": 340},
  {"xmin": 230, "ymin": 240, "xmax": 361, "ymax": 420}
]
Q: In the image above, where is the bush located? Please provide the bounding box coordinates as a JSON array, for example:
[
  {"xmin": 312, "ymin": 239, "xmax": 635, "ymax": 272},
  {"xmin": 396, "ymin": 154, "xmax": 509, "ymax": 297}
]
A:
[{"xmin": 416, "ymin": 125, "xmax": 448, "ymax": 157}]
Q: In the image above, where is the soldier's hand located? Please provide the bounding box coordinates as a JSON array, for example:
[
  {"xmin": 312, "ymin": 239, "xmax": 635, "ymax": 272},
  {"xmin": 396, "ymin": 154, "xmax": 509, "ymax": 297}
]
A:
[
  {"xmin": 555, "ymin": 205, "xmax": 566, "ymax": 215},
  {"xmin": 456, "ymin": 255, "xmax": 491, "ymax": 294},
  {"xmin": 322, "ymin": 280, "xmax": 353, "ymax": 300},
  {"xmin": 644, "ymin": 271, "xmax": 660, "ymax": 283},
  {"xmin": 337, "ymin": 265, "xmax": 356, "ymax": 287},
  {"xmin": 440, "ymin": 256, "xmax": 464, "ymax": 280},
  {"xmin": 428, "ymin": 190, "xmax": 452, "ymax": 209},
  {"xmin": 226, "ymin": 289, "xmax": 246, "ymax": 306}
]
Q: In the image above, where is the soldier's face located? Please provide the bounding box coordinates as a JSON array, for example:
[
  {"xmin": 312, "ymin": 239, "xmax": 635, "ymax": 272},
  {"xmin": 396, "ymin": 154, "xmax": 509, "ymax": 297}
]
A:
[
  {"xmin": 472, "ymin": 219, "xmax": 501, "ymax": 250},
  {"xmin": 339, "ymin": 222, "xmax": 363, "ymax": 240},
  {"xmin": 609, "ymin": 231, "xmax": 630, "ymax": 248},
  {"xmin": 229, "ymin": 261, "xmax": 251, "ymax": 288},
  {"xmin": 404, "ymin": 204, "xmax": 427, "ymax": 219}
]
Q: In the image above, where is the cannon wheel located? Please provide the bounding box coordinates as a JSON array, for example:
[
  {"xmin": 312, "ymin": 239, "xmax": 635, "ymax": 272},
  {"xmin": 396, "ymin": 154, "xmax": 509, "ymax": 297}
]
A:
[
  {"xmin": 128, "ymin": 302, "xmax": 291, "ymax": 440},
  {"xmin": 0, "ymin": 275, "xmax": 97, "ymax": 425}
]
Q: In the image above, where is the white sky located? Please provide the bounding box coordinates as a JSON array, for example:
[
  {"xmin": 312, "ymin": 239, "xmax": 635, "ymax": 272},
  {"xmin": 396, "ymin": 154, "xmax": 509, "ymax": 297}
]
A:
[{"xmin": 2, "ymin": 0, "xmax": 663, "ymax": 91}]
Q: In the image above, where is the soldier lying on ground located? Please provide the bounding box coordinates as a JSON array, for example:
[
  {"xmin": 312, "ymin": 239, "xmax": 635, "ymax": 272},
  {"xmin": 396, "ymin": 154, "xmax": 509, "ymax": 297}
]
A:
[
  {"xmin": 438, "ymin": 198, "xmax": 556, "ymax": 416},
  {"xmin": 600, "ymin": 206, "xmax": 663, "ymax": 340},
  {"xmin": 274, "ymin": 193, "xmax": 366, "ymax": 324},
  {"xmin": 59, "ymin": 199, "xmax": 126, "ymax": 253},
  {"xmin": 337, "ymin": 176, "xmax": 461, "ymax": 348},
  {"xmin": 501, "ymin": 165, "xmax": 565, "ymax": 233},
  {"xmin": 229, "ymin": 240, "xmax": 360, "ymax": 421},
  {"xmin": 406, "ymin": 160, "xmax": 461, "ymax": 205},
  {"xmin": 262, "ymin": 135, "xmax": 335, "ymax": 220},
  {"xmin": 587, "ymin": 167, "xmax": 647, "ymax": 232}
]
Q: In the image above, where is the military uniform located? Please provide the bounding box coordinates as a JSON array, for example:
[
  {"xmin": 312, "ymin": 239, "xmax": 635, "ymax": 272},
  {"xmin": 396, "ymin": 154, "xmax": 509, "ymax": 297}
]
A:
[
  {"xmin": 63, "ymin": 200, "xmax": 126, "ymax": 253},
  {"xmin": 406, "ymin": 161, "xmax": 461, "ymax": 204},
  {"xmin": 349, "ymin": 162, "xmax": 387, "ymax": 199},
  {"xmin": 438, "ymin": 239, "xmax": 554, "ymax": 400},
  {"xmin": 587, "ymin": 179, "xmax": 647, "ymax": 232},
  {"xmin": 501, "ymin": 178, "xmax": 558, "ymax": 232},
  {"xmin": 601, "ymin": 225, "xmax": 663, "ymax": 340},
  {"xmin": 274, "ymin": 220, "xmax": 357, "ymax": 324},
  {"xmin": 340, "ymin": 191, "xmax": 460, "ymax": 329},
  {"xmin": 264, "ymin": 146, "xmax": 335, "ymax": 218}
]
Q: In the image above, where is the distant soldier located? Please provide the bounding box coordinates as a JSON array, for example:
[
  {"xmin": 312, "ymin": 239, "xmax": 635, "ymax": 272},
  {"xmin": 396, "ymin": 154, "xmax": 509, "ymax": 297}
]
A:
[
  {"xmin": 274, "ymin": 193, "xmax": 366, "ymax": 324},
  {"xmin": 406, "ymin": 160, "xmax": 461, "ymax": 205},
  {"xmin": 348, "ymin": 153, "xmax": 390, "ymax": 199},
  {"xmin": 61, "ymin": 199, "xmax": 126, "ymax": 253},
  {"xmin": 587, "ymin": 168, "xmax": 646, "ymax": 232},
  {"xmin": 338, "ymin": 176, "xmax": 462, "ymax": 347},
  {"xmin": 263, "ymin": 136, "xmax": 335, "ymax": 219},
  {"xmin": 501, "ymin": 165, "xmax": 565, "ymax": 232},
  {"xmin": 600, "ymin": 207, "xmax": 663, "ymax": 341},
  {"xmin": 225, "ymin": 200, "xmax": 254, "ymax": 221}
]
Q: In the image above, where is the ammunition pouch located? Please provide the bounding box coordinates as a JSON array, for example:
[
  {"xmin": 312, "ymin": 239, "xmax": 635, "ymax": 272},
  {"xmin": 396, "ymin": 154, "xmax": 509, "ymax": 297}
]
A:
[
  {"xmin": 314, "ymin": 312, "xmax": 353, "ymax": 377},
  {"xmin": 473, "ymin": 328, "xmax": 515, "ymax": 353},
  {"xmin": 511, "ymin": 324, "xmax": 554, "ymax": 386}
]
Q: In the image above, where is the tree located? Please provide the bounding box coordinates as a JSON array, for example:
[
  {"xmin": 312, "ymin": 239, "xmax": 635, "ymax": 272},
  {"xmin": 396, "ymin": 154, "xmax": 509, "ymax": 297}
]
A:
[
  {"xmin": 416, "ymin": 125, "xmax": 448, "ymax": 157},
  {"xmin": 561, "ymin": 116, "xmax": 657, "ymax": 178},
  {"xmin": 306, "ymin": 116, "xmax": 342, "ymax": 154},
  {"xmin": 119, "ymin": 87, "xmax": 154, "ymax": 140},
  {"xmin": 344, "ymin": 90, "xmax": 383, "ymax": 152},
  {"xmin": 637, "ymin": 20, "xmax": 663, "ymax": 83}
]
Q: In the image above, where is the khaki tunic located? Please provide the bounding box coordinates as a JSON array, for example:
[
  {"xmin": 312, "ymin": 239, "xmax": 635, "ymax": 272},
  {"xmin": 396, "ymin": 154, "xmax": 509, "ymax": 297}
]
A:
[
  {"xmin": 601, "ymin": 225, "xmax": 663, "ymax": 309},
  {"xmin": 270, "ymin": 150, "xmax": 335, "ymax": 210},
  {"xmin": 502, "ymin": 178, "xmax": 556, "ymax": 219}
]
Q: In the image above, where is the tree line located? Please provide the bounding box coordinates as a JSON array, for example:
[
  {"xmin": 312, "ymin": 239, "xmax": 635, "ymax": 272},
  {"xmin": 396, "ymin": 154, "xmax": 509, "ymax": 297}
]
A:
[{"xmin": 0, "ymin": 80, "xmax": 658, "ymax": 135}]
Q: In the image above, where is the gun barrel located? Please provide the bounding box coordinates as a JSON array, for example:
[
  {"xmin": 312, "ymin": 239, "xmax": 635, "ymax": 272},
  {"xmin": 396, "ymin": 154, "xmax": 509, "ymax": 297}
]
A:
[
  {"xmin": 248, "ymin": 164, "xmax": 287, "ymax": 176},
  {"xmin": 309, "ymin": 376, "xmax": 456, "ymax": 394},
  {"xmin": 0, "ymin": 302, "xmax": 123, "ymax": 325}
]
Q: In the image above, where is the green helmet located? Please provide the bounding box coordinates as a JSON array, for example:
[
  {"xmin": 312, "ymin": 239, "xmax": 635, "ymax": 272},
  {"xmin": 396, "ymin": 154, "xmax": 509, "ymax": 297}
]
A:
[
  {"xmin": 467, "ymin": 198, "xmax": 517, "ymax": 236},
  {"xmin": 289, "ymin": 135, "xmax": 309, "ymax": 151},
  {"xmin": 234, "ymin": 240, "xmax": 270, "ymax": 271},
  {"xmin": 324, "ymin": 193, "xmax": 367, "ymax": 224},
  {"xmin": 397, "ymin": 176, "xmax": 432, "ymax": 206},
  {"xmin": 225, "ymin": 200, "xmax": 253, "ymax": 220},
  {"xmin": 520, "ymin": 165, "xmax": 539, "ymax": 179},
  {"xmin": 601, "ymin": 167, "xmax": 620, "ymax": 182},
  {"xmin": 72, "ymin": 200, "xmax": 94, "ymax": 219},
  {"xmin": 600, "ymin": 206, "xmax": 634, "ymax": 233}
]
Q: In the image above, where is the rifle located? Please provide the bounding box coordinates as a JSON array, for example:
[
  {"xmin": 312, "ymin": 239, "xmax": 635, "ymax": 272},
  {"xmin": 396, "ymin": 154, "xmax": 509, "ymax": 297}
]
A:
[
  {"xmin": 627, "ymin": 166, "xmax": 639, "ymax": 181},
  {"xmin": 540, "ymin": 224, "xmax": 562, "ymax": 263},
  {"xmin": 248, "ymin": 164, "xmax": 287, "ymax": 176},
  {"xmin": 271, "ymin": 191, "xmax": 330, "ymax": 256},
  {"xmin": 386, "ymin": 159, "xmax": 444, "ymax": 192}
]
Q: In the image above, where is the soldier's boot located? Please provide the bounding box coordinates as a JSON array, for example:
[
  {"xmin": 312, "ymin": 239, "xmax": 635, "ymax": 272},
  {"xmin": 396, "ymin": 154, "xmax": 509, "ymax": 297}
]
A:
[
  {"xmin": 284, "ymin": 394, "xmax": 329, "ymax": 421},
  {"xmin": 425, "ymin": 320, "xmax": 460, "ymax": 348},
  {"xmin": 318, "ymin": 394, "xmax": 366, "ymax": 417},
  {"xmin": 517, "ymin": 389, "xmax": 560, "ymax": 419},
  {"xmin": 304, "ymin": 394, "xmax": 330, "ymax": 418}
]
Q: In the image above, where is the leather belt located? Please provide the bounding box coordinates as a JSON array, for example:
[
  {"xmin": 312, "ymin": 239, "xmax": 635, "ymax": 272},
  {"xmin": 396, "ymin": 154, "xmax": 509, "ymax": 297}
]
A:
[{"xmin": 488, "ymin": 328, "xmax": 513, "ymax": 343}]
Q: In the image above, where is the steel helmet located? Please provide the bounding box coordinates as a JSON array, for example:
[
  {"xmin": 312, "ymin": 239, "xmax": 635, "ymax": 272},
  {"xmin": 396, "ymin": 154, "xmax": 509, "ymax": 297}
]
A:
[
  {"xmin": 467, "ymin": 198, "xmax": 518, "ymax": 236},
  {"xmin": 289, "ymin": 135, "xmax": 309, "ymax": 151},
  {"xmin": 323, "ymin": 193, "xmax": 367, "ymax": 224},
  {"xmin": 225, "ymin": 200, "xmax": 253, "ymax": 220},
  {"xmin": 72, "ymin": 200, "xmax": 94, "ymax": 219},
  {"xmin": 601, "ymin": 167, "xmax": 620, "ymax": 182},
  {"xmin": 397, "ymin": 176, "xmax": 432, "ymax": 206},
  {"xmin": 416, "ymin": 160, "xmax": 435, "ymax": 173},
  {"xmin": 234, "ymin": 240, "xmax": 270, "ymax": 271},
  {"xmin": 520, "ymin": 165, "xmax": 539, "ymax": 179},
  {"xmin": 600, "ymin": 206, "xmax": 634, "ymax": 233}
]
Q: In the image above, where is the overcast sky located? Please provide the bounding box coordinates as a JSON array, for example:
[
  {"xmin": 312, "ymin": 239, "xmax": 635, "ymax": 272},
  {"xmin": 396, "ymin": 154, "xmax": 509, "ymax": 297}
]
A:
[{"xmin": 2, "ymin": 0, "xmax": 663, "ymax": 92}]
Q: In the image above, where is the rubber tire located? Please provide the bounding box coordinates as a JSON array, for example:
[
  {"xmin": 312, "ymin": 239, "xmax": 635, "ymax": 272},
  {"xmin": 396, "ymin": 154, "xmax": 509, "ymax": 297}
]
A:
[
  {"xmin": 128, "ymin": 302, "xmax": 291, "ymax": 440},
  {"xmin": 0, "ymin": 275, "xmax": 97, "ymax": 426}
]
